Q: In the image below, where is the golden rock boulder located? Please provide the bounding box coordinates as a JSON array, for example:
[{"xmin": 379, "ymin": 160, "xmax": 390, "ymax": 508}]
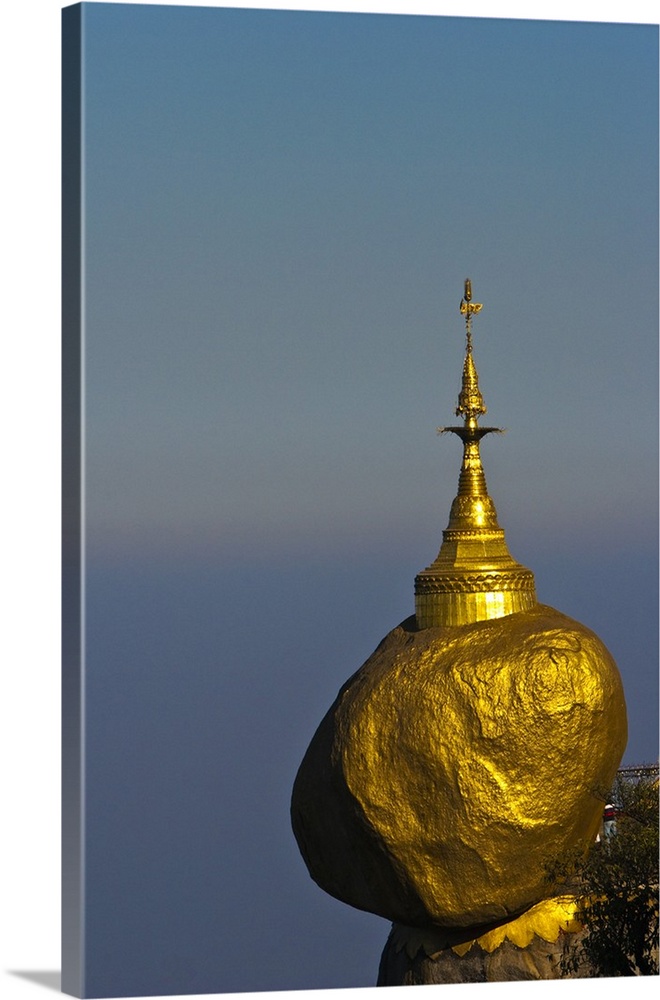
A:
[{"xmin": 291, "ymin": 604, "xmax": 627, "ymax": 928}]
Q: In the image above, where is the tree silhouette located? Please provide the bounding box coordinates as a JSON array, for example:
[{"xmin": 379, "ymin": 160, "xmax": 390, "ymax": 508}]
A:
[{"xmin": 549, "ymin": 773, "xmax": 658, "ymax": 977}]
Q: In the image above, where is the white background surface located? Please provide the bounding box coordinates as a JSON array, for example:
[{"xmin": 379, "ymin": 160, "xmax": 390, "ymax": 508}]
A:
[{"xmin": 1, "ymin": 2, "xmax": 656, "ymax": 999}]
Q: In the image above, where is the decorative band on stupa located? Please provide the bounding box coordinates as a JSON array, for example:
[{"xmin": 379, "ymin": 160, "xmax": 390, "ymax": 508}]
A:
[{"xmin": 415, "ymin": 279, "xmax": 537, "ymax": 628}]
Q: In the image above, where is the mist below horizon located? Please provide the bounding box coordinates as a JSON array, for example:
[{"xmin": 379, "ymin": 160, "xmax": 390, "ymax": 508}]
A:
[{"xmin": 80, "ymin": 544, "xmax": 657, "ymax": 995}]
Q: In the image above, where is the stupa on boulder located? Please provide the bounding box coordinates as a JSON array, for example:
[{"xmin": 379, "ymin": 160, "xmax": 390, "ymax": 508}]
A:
[{"xmin": 291, "ymin": 280, "xmax": 627, "ymax": 982}]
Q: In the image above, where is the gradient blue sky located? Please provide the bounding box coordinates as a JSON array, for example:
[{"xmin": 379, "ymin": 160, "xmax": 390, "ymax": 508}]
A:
[
  {"xmin": 83, "ymin": 4, "xmax": 657, "ymax": 569},
  {"xmin": 1, "ymin": 2, "xmax": 657, "ymax": 1000}
]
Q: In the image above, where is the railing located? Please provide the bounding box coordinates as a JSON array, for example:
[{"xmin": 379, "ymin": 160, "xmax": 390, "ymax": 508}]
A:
[{"xmin": 617, "ymin": 763, "xmax": 659, "ymax": 782}]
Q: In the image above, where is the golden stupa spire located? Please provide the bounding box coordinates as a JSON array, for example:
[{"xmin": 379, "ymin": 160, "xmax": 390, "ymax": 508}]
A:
[{"xmin": 414, "ymin": 279, "xmax": 537, "ymax": 628}]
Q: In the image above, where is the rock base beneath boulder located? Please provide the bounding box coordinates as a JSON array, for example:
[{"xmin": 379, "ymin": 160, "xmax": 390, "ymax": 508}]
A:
[{"xmin": 378, "ymin": 925, "xmax": 593, "ymax": 985}]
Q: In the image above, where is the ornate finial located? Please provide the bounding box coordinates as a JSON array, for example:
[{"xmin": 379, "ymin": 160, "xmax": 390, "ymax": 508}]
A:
[
  {"xmin": 455, "ymin": 278, "xmax": 486, "ymax": 422},
  {"xmin": 415, "ymin": 279, "xmax": 536, "ymax": 628},
  {"xmin": 459, "ymin": 278, "xmax": 483, "ymax": 347}
]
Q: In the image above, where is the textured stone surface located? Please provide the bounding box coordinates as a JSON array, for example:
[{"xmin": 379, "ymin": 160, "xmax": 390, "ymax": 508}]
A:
[
  {"xmin": 291, "ymin": 604, "xmax": 627, "ymax": 928},
  {"xmin": 377, "ymin": 926, "xmax": 594, "ymax": 984}
]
